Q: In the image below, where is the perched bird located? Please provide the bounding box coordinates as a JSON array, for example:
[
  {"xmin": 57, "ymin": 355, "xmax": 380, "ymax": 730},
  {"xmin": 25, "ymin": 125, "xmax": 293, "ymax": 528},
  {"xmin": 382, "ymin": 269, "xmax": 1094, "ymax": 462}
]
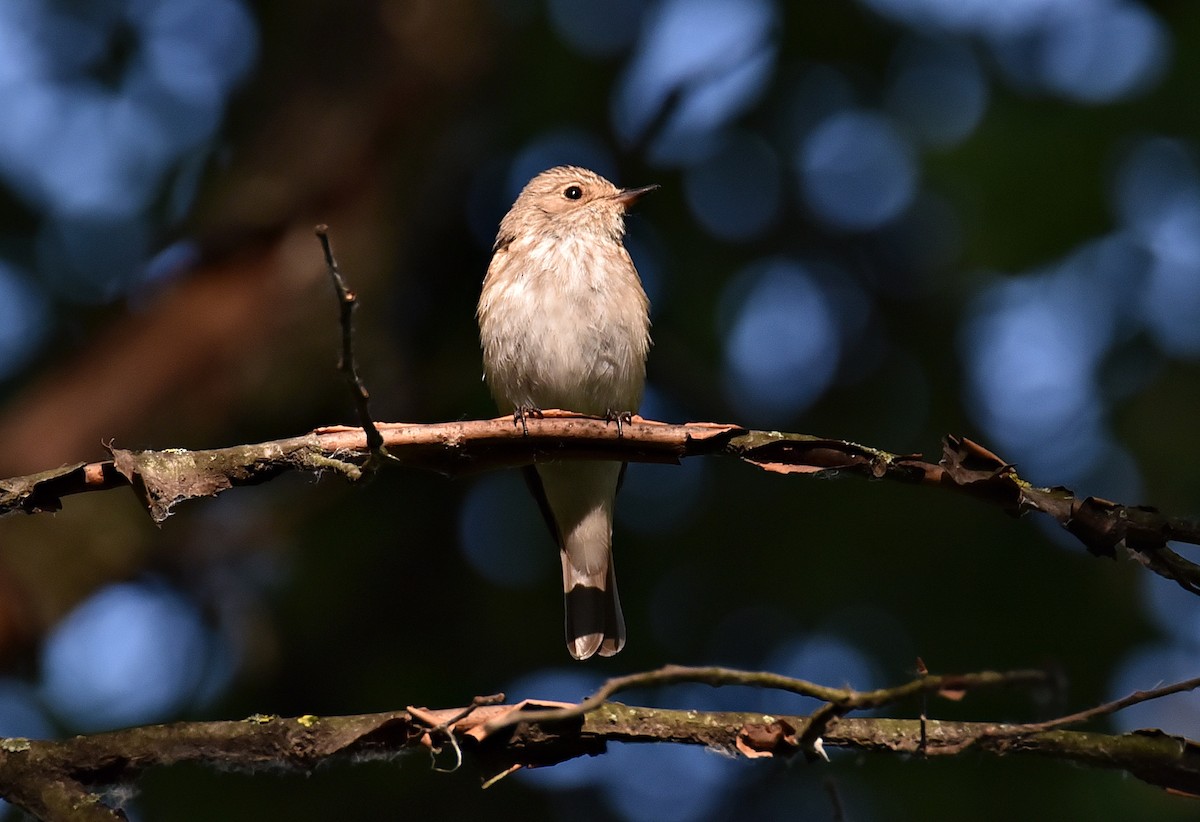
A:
[{"xmin": 477, "ymin": 166, "xmax": 655, "ymax": 659}]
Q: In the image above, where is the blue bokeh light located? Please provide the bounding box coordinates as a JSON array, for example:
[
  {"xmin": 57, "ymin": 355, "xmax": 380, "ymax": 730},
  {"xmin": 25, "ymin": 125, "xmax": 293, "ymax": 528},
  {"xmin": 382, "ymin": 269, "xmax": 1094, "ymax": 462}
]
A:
[
  {"xmin": 865, "ymin": 0, "xmax": 1169, "ymax": 105},
  {"xmin": 505, "ymin": 666, "xmax": 607, "ymax": 706},
  {"xmin": 546, "ymin": 0, "xmax": 648, "ymax": 58},
  {"xmin": 960, "ymin": 129, "xmax": 1200, "ymax": 493},
  {"xmin": 505, "ymin": 128, "xmax": 619, "ymax": 203},
  {"xmin": 613, "ymin": 0, "xmax": 778, "ymax": 166},
  {"xmin": 1112, "ymin": 138, "xmax": 1200, "ymax": 239},
  {"xmin": 1108, "ymin": 643, "xmax": 1200, "ymax": 738},
  {"xmin": 1112, "ymin": 137, "xmax": 1200, "ymax": 357},
  {"xmin": 798, "ymin": 110, "xmax": 918, "ymax": 231},
  {"xmin": 0, "ymin": 262, "xmax": 50, "ymax": 380},
  {"xmin": 508, "ymin": 667, "xmax": 607, "ymax": 791},
  {"xmin": 885, "ymin": 37, "xmax": 988, "ymax": 147},
  {"xmin": 467, "ymin": 131, "xmax": 624, "ymax": 249},
  {"xmin": 962, "ymin": 284, "xmax": 1109, "ymax": 482},
  {"xmin": 988, "ymin": 1, "xmax": 1168, "ymax": 103},
  {"xmin": 135, "ymin": 0, "xmax": 257, "ymax": 105},
  {"xmin": 36, "ymin": 214, "xmax": 152, "ymax": 302},
  {"xmin": 601, "ymin": 742, "xmax": 741, "ymax": 822},
  {"xmin": 618, "ymin": 387, "xmax": 707, "ymax": 535},
  {"xmin": 0, "ymin": 679, "xmax": 54, "ymax": 740},
  {"xmin": 1143, "ymin": 255, "xmax": 1200, "ymax": 355},
  {"xmin": 775, "ymin": 65, "xmax": 857, "ymax": 150},
  {"xmin": 0, "ymin": 0, "xmax": 256, "ymax": 219},
  {"xmin": 139, "ymin": 238, "xmax": 202, "ymax": 290},
  {"xmin": 759, "ymin": 634, "xmax": 881, "ymax": 716},
  {"xmin": 966, "ymin": 276, "xmax": 1102, "ymax": 423},
  {"xmin": 1138, "ymin": 566, "xmax": 1200, "ymax": 646},
  {"xmin": 682, "ymin": 129, "xmax": 782, "ymax": 241},
  {"xmin": 40, "ymin": 581, "xmax": 219, "ymax": 732},
  {"xmin": 1032, "ymin": 2, "xmax": 1167, "ymax": 103},
  {"xmin": 861, "ymin": 0, "xmax": 1084, "ymax": 38},
  {"xmin": 960, "ymin": 234, "xmax": 1148, "ymax": 483},
  {"xmin": 623, "ymin": 220, "xmax": 666, "ymax": 315},
  {"xmin": 458, "ymin": 472, "xmax": 553, "ymax": 589},
  {"xmin": 720, "ymin": 259, "xmax": 840, "ymax": 424},
  {"xmin": 1115, "ymin": 571, "xmax": 1200, "ymax": 742}
]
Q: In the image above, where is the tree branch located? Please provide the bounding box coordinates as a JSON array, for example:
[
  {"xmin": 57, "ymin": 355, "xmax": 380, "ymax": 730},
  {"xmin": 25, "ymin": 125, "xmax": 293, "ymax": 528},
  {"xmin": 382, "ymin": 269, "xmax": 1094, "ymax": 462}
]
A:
[
  {"xmin": 1, "ymin": 413, "xmax": 1197, "ymax": 593},
  {"xmin": 0, "ymin": 665, "xmax": 1196, "ymax": 819}
]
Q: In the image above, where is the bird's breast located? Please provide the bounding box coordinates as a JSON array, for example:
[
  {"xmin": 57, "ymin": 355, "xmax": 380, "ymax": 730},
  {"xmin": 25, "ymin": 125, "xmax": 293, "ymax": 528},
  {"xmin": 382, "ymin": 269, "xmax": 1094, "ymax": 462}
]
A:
[{"xmin": 479, "ymin": 236, "xmax": 650, "ymax": 416}]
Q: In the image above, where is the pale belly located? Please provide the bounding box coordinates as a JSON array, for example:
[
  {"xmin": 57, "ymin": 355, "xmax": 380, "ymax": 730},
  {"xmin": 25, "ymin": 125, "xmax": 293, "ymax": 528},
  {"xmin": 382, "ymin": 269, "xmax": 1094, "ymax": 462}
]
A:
[
  {"xmin": 480, "ymin": 241, "xmax": 649, "ymax": 416},
  {"xmin": 519, "ymin": 308, "xmax": 642, "ymax": 414}
]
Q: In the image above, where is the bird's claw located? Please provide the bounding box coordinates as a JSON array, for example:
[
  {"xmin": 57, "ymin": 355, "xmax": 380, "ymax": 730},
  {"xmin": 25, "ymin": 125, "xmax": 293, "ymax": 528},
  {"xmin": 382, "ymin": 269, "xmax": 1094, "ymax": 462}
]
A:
[
  {"xmin": 604, "ymin": 409, "xmax": 633, "ymax": 438},
  {"xmin": 513, "ymin": 405, "xmax": 543, "ymax": 437}
]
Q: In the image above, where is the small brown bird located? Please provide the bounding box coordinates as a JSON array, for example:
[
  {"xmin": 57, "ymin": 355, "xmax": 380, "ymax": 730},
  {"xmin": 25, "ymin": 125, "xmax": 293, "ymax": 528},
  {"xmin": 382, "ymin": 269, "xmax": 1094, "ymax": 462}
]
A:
[{"xmin": 477, "ymin": 166, "xmax": 656, "ymax": 659}]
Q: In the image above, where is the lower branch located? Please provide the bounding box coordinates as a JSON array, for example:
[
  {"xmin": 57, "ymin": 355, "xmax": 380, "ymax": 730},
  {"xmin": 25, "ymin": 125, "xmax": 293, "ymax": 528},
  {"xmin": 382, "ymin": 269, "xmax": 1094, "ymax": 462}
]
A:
[{"xmin": 0, "ymin": 666, "xmax": 1196, "ymax": 819}]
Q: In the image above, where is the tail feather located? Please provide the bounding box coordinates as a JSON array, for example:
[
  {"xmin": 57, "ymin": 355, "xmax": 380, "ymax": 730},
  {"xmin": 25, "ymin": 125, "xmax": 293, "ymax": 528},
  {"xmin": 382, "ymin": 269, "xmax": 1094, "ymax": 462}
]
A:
[
  {"xmin": 598, "ymin": 559, "xmax": 625, "ymax": 657},
  {"xmin": 562, "ymin": 550, "xmax": 625, "ymax": 659},
  {"xmin": 535, "ymin": 462, "xmax": 626, "ymax": 660}
]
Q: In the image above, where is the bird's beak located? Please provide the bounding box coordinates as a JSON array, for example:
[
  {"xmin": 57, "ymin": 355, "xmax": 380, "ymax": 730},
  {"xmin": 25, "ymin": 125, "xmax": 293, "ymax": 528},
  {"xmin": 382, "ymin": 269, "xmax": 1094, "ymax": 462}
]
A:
[{"xmin": 614, "ymin": 183, "xmax": 660, "ymax": 207}]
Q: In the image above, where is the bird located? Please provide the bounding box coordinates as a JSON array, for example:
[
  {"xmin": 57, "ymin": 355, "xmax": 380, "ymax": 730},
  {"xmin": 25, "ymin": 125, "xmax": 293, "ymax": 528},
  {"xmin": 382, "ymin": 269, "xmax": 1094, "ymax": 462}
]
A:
[{"xmin": 477, "ymin": 165, "xmax": 655, "ymax": 659}]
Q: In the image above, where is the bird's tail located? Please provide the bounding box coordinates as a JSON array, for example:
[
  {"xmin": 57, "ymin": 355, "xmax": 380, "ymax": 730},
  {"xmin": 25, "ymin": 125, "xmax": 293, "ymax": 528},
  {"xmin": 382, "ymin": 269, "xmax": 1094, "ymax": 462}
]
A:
[
  {"xmin": 531, "ymin": 462, "xmax": 626, "ymax": 659},
  {"xmin": 561, "ymin": 539, "xmax": 624, "ymax": 659}
]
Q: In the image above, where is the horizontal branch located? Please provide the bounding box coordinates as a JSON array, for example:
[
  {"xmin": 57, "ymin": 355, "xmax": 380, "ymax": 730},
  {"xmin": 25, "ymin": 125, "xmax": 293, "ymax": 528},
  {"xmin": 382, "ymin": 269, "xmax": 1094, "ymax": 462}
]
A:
[
  {"xmin": 0, "ymin": 664, "xmax": 1195, "ymax": 820},
  {"xmin": 2, "ymin": 412, "xmax": 1198, "ymax": 594}
]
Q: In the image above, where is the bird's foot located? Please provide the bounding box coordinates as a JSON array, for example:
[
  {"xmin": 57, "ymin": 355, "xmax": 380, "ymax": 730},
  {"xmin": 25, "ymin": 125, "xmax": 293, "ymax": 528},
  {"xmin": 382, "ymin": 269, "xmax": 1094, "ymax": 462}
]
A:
[
  {"xmin": 513, "ymin": 405, "xmax": 544, "ymax": 437},
  {"xmin": 604, "ymin": 409, "xmax": 634, "ymax": 438}
]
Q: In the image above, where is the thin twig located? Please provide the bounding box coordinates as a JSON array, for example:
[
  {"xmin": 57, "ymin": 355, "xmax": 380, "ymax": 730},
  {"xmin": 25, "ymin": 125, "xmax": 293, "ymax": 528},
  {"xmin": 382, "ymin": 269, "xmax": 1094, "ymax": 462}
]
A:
[
  {"xmin": 481, "ymin": 663, "xmax": 1047, "ymax": 737},
  {"xmin": 408, "ymin": 693, "xmax": 506, "ymax": 773},
  {"xmin": 432, "ymin": 693, "xmax": 507, "ymax": 732},
  {"xmin": 315, "ymin": 225, "xmax": 388, "ymax": 468},
  {"xmin": 798, "ymin": 701, "xmax": 851, "ymax": 758},
  {"xmin": 1008, "ymin": 675, "xmax": 1200, "ymax": 734}
]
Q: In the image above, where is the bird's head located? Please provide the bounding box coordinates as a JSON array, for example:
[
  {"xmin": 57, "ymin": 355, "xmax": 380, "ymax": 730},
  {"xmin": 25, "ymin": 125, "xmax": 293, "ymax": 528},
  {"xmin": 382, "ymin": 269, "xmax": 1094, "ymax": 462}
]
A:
[{"xmin": 497, "ymin": 165, "xmax": 657, "ymax": 246}]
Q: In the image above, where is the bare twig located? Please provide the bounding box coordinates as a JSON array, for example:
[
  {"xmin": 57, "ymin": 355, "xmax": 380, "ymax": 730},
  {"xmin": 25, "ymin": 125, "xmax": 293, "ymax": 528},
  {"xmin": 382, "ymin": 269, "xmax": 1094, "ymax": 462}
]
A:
[
  {"xmin": 1009, "ymin": 675, "xmax": 1200, "ymax": 734},
  {"xmin": 480, "ymin": 663, "xmax": 1048, "ymax": 738},
  {"xmin": 315, "ymin": 225, "xmax": 388, "ymax": 469},
  {"xmin": 408, "ymin": 693, "xmax": 506, "ymax": 773}
]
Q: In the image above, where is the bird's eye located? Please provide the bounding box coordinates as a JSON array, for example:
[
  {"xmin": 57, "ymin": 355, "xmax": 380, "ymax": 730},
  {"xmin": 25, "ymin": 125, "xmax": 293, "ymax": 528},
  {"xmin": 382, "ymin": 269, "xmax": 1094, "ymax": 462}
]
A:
[{"xmin": 564, "ymin": 185, "xmax": 583, "ymax": 200}]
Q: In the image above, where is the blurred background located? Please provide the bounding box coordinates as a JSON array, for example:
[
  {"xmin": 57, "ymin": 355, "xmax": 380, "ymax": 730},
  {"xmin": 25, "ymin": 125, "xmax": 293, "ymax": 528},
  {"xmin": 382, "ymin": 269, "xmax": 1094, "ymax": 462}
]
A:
[{"xmin": 0, "ymin": 0, "xmax": 1196, "ymax": 819}]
